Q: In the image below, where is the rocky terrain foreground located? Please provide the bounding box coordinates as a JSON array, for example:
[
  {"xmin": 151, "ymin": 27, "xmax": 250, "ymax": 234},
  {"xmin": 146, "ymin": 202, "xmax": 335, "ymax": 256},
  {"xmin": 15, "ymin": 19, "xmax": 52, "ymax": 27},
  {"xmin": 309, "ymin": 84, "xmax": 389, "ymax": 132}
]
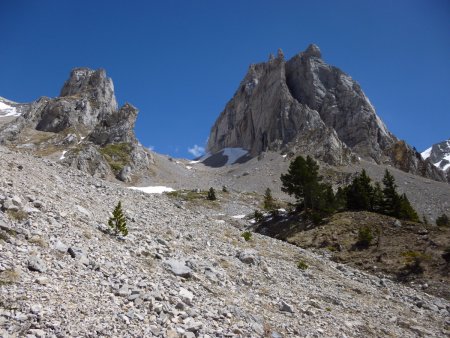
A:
[{"xmin": 1, "ymin": 146, "xmax": 449, "ymax": 337}]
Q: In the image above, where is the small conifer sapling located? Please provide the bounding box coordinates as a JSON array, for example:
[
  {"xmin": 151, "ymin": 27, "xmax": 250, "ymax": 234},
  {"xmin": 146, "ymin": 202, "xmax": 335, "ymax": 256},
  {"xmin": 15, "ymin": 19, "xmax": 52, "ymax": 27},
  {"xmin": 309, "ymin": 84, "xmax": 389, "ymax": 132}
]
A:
[
  {"xmin": 207, "ymin": 187, "xmax": 217, "ymax": 201},
  {"xmin": 108, "ymin": 201, "xmax": 128, "ymax": 236}
]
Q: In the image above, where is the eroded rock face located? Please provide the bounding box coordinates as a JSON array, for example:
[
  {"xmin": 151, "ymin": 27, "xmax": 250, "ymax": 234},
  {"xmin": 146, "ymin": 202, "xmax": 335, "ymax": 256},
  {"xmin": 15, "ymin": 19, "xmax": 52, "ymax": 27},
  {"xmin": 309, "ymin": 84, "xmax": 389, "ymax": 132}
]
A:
[
  {"xmin": 207, "ymin": 51, "xmax": 351, "ymax": 165},
  {"xmin": 0, "ymin": 68, "xmax": 153, "ymax": 182},
  {"xmin": 207, "ymin": 44, "xmax": 444, "ymax": 181}
]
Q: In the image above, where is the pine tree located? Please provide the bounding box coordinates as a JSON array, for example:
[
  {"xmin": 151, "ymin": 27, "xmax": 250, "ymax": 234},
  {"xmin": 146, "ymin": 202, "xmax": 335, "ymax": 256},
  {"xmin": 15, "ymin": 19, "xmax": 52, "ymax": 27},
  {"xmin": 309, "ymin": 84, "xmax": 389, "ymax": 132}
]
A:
[
  {"xmin": 263, "ymin": 188, "xmax": 277, "ymax": 210},
  {"xmin": 346, "ymin": 170, "xmax": 373, "ymax": 211},
  {"xmin": 334, "ymin": 186, "xmax": 347, "ymax": 211},
  {"xmin": 370, "ymin": 182, "xmax": 384, "ymax": 213},
  {"xmin": 281, "ymin": 155, "xmax": 322, "ymax": 210},
  {"xmin": 398, "ymin": 194, "xmax": 419, "ymax": 222},
  {"xmin": 281, "ymin": 155, "xmax": 335, "ymax": 222},
  {"xmin": 108, "ymin": 201, "xmax": 128, "ymax": 236},
  {"xmin": 436, "ymin": 213, "xmax": 449, "ymax": 226},
  {"xmin": 207, "ymin": 187, "xmax": 217, "ymax": 201},
  {"xmin": 382, "ymin": 169, "xmax": 401, "ymax": 217}
]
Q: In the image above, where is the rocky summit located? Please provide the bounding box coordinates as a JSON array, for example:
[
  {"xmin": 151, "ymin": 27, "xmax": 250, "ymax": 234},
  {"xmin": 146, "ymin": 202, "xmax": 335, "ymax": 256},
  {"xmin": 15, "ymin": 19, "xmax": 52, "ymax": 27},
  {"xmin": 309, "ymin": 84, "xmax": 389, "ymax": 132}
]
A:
[
  {"xmin": 0, "ymin": 68, "xmax": 153, "ymax": 183},
  {"xmin": 207, "ymin": 45, "xmax": 445, "ymax": 182}
]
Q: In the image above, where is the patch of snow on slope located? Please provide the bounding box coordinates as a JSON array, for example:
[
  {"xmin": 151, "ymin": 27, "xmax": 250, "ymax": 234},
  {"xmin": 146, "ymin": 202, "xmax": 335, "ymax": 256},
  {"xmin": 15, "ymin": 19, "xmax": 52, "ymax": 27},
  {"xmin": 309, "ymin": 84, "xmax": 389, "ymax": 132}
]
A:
[
  {"xmin": 222, "ymin": 148, "xmax": 248, "ymax": 165},
  {"xmin": 129, "ymin": 186, "xmax": 175, "ymax": 194},
  {"xmin": 0, "ymin": 102, "xmax": 20, "ymax": 117},
  {"xmin": 59, "ymin": 150, "xmax": 67, "ymax": 160},
  {"xmin": 232, "ymin": 215, "xmax": 246, "ymax": 219},
  {"xmin": 421, "ymin": 147, "xmax": 432, "ymax": 160}
]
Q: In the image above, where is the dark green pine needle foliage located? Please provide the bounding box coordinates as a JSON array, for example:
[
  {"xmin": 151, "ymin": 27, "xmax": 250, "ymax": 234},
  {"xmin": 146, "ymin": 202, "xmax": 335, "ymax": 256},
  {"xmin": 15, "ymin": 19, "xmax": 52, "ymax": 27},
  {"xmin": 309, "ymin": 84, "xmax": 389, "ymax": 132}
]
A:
[
  {"xmin": 207, "ymin": 187, "xmax": 217, "ymax": 201},
  {"xmin": 263, "ymin": 188, "xmax": 277, "ymax": 210},
  {"xmin": 280, "ymin": 155, "xmax": 419, "ymax": 223},
  {"xmin": 281, "ymin": 155, "xmax": 335, "ymax": 223},
  {"xmin": 108, "ymin": 201, "xmax": 128, "ymax": 236}
]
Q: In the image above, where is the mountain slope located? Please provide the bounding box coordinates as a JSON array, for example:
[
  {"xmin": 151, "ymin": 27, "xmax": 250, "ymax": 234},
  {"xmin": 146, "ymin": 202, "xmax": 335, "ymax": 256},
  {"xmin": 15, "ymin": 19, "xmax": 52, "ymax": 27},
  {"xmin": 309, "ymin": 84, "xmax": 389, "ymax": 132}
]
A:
[{"xmin": 0, "ymin": 145, "xmax": 449, "ymax": 337}]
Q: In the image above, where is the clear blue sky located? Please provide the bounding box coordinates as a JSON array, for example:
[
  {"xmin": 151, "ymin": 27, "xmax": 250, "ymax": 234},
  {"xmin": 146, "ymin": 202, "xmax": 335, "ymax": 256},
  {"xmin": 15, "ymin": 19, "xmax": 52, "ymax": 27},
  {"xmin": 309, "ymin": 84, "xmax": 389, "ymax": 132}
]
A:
[{"xmin": 1, "ymin": 0, "xmax": 449, "ymax": 158}]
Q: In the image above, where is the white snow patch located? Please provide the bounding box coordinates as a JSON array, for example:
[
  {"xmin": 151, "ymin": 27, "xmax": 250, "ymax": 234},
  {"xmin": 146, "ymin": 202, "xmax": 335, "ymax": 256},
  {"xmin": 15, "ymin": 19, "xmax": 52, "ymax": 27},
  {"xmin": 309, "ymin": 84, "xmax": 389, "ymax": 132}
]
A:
[
  {"xmin": 421, "ymin": 147, "xmax": 432, "ymax": 160},
  {"xmin": 129, "ymin": 186, "xmax": 175, "ymax": 194},
  {"xmin": 77, "ymin": 136, "xmax": 86, "ymax": 145},
  {"xmin": 59, "ymin": 150, "xmax": 67, "ymax": 160},
  {"xmin": 221, "ymin": 148, "xmax": 248, "ymax": 165},
  {"xmin": 0, "ymin": 102, "xmax": 20, "ymax": 117},
  {"xmin": 232, "ymin": 215, "xmax": 246, "ymax": 219},
  {"xmin": 282, "ymin": 154, "xmax": 287, "ymax": 158},
  {"xmin": 189, "ymin": 160, "xmax": 201, "ymax": 164},
  {"xmin": 186, "ymin": 166, "xmax": 192, "ymax": 170}
]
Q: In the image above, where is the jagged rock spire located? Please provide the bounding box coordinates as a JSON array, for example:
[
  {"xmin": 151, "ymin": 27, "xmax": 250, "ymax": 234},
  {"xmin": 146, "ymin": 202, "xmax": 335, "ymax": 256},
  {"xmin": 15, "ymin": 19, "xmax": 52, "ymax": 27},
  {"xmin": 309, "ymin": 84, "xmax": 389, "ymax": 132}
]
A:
[
  {"xmin": 304, "ymin": 44, "xmax": 322, "ymax": 58},
  {"xmin": 277, "ymin": 48, "xmax": 284, "ymax": 60}
]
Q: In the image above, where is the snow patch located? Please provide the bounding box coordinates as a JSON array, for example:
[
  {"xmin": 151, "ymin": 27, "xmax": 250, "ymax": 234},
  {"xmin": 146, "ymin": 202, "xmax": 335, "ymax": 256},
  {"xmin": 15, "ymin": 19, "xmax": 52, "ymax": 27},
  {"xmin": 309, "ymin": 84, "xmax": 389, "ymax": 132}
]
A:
[
  {"xmin": 232, "ymin": 215, "xmax": 246, "ymax": 219},
  {"xmin": 186, "ymin": 166, "xmax": 192, "ymax": 170},
  {"xmin": 59, "ymin": 150, "xmax": 67, "ymax": 160},
  {"xmin": 421, "ymin": 147, "xmax": 432, "ymax": 160},
  {"xmin": 222, "ymin": 148, "xmax": 248, "ymax": 165},
  {"xmin": 129, "ymin": 186, "xmax": 175, "ymax": 194},
  {"xmin": 0, "ymin": 102, "xmax": 20, "ymax": 117}
]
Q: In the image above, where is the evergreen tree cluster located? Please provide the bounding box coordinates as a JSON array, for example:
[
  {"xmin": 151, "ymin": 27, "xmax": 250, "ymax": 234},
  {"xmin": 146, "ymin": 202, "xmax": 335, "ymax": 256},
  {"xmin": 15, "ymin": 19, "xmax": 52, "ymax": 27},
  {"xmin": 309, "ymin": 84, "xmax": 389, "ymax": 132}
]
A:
[
  {"xmin": 281, "ymin": 155, "xmax": 419, "ymax": 223},
  {"xmin": 345, "ymin": 169, "xmax": 419, "ymax": 222}
]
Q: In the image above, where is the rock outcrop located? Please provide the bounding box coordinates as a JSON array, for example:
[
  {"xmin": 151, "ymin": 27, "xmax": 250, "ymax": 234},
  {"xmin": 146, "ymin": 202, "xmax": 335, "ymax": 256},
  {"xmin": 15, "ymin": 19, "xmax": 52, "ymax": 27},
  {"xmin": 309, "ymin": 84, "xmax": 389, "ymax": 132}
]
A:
[
  {"xmin": 207, "ymin": 44, "xmax": 443, "ymax": 181},
  {"xmin": 0, "ymin": 68, "xmax": 153, "ymax": 182}
]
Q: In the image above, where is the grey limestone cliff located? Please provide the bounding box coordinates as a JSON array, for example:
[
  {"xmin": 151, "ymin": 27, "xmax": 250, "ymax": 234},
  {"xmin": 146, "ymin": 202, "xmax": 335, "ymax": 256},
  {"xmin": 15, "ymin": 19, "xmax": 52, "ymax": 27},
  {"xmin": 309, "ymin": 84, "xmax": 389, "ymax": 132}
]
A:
[{"xmin": 207, "ymin": 44, "xmax": 444, "ymax": 181}]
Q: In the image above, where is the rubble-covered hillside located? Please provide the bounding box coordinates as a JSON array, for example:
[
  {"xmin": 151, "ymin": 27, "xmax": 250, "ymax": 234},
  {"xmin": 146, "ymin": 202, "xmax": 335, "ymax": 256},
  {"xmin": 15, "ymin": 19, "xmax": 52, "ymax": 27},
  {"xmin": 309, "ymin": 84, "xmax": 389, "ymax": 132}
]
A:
[{"xmin": 0, "ymin": 146, "xmax": 449, "ymax": 337}]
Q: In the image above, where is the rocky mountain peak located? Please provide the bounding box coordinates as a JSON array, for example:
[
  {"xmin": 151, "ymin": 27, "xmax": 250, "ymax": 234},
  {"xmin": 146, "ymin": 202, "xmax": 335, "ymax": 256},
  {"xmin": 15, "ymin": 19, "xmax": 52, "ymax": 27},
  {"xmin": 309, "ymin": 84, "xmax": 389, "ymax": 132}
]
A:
[
  {"xmin": 422, "ymin": 138, "xmax": 450, "ymax": 180},
  {"xmin": 303, "ymin": 43, "xmax": 322, "ymax": 58},
  {"xmin": 207, "ymin": 44, "xmax": 445, "ymax": 182},
  {"xmin": 60, "ymin": 67, "xmax": 118, "ymax": 112}
]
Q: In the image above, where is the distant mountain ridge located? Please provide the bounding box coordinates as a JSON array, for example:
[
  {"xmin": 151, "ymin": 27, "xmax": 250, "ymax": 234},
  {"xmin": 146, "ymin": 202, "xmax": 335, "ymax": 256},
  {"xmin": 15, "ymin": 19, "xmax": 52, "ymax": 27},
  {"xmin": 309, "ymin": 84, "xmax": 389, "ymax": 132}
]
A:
[
  {"xmin": 206, "ymin": 44, "xmax": 446, "ymax": 182},
  {"xmin": 422, "ymin": 138, "xmax": 450, "ymax": 181}
]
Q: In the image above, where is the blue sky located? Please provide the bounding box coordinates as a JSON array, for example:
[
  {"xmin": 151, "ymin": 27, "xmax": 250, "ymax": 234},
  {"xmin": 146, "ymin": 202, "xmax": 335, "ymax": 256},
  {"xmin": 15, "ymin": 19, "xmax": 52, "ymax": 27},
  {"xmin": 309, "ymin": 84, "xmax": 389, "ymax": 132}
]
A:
[{"xmin": 1, "ymin": 0, "xmax": 449, "ymax": 158}]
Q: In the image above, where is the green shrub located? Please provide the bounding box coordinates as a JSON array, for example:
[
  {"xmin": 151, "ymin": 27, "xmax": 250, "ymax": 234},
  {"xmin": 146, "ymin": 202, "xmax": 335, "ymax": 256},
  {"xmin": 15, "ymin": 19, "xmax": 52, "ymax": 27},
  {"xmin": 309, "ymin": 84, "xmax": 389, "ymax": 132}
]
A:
[
  {"xmin": 207, "ymin": 187, "xmax": 217, "ymax": 201},
  {"xmin": 241, "ymin": 231, "xmax": 252, "ymax": 241},
  {"xmin": 263, "ymin": 188, "xmax": 277, "ymax": 210},
  {"xmin": 356, "ymin": 226, "xmax": 373, "ymax": 248},
  {"xmin": 108, "ymin": 201, "xmax": 128, "ymax": 236},
  {"xmin": 6, "ymin": 210, "xmax": 28, "ymax": 222},
  {"xmin": 254, "ymin": 210, "xmax": 264, "ymax": 222},
  {"xmin": 297, "ymin": 260, "xmax": 308, "ymax": 270},
  {"xmin": 401, "ymin": 251, "xmax": 430, "ymax": 274},
  {"xmin": 99, "ymin": 143, "xmax": 132, "ymax": 173},
  {"xmin": 436, "ymin": 213, "xmax": 449, "ymax": 227}
]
